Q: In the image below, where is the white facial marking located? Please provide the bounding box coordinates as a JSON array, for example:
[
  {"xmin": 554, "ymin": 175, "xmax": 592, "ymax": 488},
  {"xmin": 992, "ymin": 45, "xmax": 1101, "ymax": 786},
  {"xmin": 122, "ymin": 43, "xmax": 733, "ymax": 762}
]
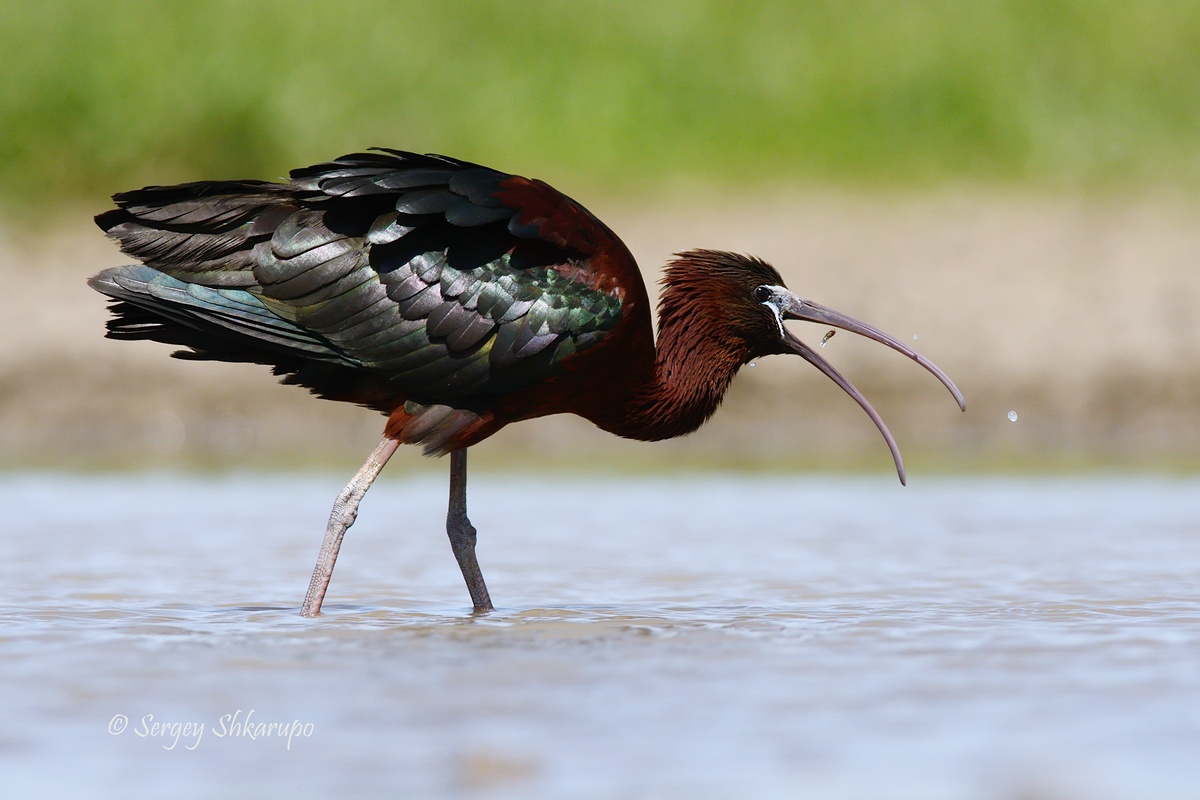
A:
[{"xmin": 759, "ymin": 284, "xmax": 792, "ymax": 337}]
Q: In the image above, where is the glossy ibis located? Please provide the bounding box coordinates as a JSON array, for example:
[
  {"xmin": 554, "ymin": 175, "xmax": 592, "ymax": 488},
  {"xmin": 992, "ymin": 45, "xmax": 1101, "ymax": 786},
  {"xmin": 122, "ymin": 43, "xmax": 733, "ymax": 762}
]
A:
[{"xmin": 88, "ymin": 148, "xmax": 965, "ymax": 615}]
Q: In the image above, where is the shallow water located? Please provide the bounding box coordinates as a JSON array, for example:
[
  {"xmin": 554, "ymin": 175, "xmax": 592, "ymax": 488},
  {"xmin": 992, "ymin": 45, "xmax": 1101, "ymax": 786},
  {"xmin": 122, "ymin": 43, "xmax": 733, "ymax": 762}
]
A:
[{"xmin": 2, "ymin": 472, "xmax": 1199, "ymax": 798}]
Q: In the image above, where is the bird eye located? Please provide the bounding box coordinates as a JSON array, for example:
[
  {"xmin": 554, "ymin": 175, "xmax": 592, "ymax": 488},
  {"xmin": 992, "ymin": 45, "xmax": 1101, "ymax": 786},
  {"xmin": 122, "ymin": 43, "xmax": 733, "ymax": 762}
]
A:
[{"xmin": 753, "ymin": 286, "xmax": 773, "ymax": 303}]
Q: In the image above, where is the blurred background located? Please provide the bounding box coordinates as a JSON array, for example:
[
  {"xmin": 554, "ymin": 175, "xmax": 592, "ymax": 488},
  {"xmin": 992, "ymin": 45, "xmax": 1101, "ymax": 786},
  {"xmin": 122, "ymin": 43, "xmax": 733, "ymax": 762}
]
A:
[{"xmin": 3, "ymin": 0, "xmax": 1200, "ymax": 474}]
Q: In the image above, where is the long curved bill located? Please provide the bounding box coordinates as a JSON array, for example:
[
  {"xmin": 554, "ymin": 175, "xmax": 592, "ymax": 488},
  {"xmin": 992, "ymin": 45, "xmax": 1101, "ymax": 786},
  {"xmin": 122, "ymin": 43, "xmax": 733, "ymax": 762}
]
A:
[{"xmin": 778, "ymin": 293, "xmax": 966, "ymax": 485}]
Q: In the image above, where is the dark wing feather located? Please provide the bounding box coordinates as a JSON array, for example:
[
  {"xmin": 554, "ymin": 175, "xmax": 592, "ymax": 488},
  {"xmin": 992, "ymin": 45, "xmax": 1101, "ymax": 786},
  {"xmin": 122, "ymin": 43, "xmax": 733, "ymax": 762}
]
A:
[{"xmin": 91, "ymin": 149, "xmax": 633, "ymax": 413}]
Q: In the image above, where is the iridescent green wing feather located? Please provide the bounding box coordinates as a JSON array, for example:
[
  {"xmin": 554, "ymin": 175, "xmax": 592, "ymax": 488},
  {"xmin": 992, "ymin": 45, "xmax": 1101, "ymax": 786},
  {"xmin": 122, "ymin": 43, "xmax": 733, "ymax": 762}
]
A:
[{"xmin": 92, "ymin": 150, "xmax": 628, "ymax": 406}]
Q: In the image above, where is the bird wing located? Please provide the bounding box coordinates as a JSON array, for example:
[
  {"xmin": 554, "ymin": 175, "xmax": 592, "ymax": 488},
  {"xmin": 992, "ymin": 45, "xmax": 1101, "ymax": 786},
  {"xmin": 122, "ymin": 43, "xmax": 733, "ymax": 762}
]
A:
[{"xmin": 95, "ymin": 149, "xmax": 633, "ymax": 404}]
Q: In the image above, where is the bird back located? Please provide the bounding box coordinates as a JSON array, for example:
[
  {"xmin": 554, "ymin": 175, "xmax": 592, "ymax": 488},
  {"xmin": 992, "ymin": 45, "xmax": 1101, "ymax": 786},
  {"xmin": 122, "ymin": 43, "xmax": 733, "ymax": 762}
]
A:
[{"xmin": 90, "ymin": 150, "xmax": 632, "ymax": 416}]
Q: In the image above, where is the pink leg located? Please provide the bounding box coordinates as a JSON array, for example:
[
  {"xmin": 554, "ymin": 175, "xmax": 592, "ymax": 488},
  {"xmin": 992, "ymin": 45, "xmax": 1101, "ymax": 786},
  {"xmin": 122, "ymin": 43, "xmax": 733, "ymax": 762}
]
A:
[{"xmin": 300, "ymin": 436, "xmax": 400, "ymax": 617}]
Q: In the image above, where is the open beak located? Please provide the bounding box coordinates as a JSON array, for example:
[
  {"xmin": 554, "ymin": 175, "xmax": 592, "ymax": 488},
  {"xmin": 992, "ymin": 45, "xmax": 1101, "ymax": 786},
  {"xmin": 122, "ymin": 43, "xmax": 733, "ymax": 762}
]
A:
[{"xmin": 778, "ymin": 293, "xmax": 966, "ymax": 485}]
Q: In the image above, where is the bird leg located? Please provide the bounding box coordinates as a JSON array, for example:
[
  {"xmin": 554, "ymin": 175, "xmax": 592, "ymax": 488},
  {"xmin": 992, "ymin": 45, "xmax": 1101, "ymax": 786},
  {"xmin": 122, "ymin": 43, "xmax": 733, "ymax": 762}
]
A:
[
  {"xmin": 300, "ymin": 436, "xmax": 400, "ymax": 617},
  {"xmin": 446, "ymin": 449, "xmax": 494, "ymax": 613}
]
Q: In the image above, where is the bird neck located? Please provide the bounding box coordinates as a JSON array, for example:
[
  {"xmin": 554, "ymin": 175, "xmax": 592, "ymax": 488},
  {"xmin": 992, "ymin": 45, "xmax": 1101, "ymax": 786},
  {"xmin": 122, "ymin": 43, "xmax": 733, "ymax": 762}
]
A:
[{"xmin": 602, "ymin": 295, "xmax": 746, "ymax": 442}]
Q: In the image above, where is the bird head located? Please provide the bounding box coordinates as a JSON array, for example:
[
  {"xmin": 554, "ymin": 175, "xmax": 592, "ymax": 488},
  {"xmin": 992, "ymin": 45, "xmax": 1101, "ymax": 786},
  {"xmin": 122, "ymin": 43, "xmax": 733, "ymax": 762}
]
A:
[{"xmin": 664, "ymin": 250, "xmax": 966, "ymax": 484}]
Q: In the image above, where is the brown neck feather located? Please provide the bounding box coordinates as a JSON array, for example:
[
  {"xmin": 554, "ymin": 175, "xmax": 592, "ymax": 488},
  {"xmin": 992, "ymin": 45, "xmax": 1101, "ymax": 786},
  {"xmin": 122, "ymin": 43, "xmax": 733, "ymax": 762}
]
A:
[
  {"xmin": 570, "ymin": 250, "xmax": 784, "ymax": 442},
  {"xmin": 597, "ymin": 281, "xmax": 748, "ymax": 442}
]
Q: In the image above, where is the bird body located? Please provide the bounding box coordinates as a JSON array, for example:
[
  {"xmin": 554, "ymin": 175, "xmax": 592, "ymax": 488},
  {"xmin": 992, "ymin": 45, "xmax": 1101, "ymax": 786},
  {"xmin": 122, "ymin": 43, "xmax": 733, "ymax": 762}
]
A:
[
  {"xmin": 90, "ymin": 148, "xmax": 964, "ymax": 615},
  {"xmin": 93, "ymin": 151, "xmax": 647, "ymax": 454}
]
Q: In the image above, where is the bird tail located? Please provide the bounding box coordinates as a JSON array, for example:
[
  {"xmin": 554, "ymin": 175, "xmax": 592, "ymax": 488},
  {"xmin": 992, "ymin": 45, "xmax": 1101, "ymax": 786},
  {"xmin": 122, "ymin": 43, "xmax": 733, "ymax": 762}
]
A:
[
  {"xmin": 94, "ymin": 180, "xmax": 293, "ymax": 287},
  {"xmin": 88, "ymin": 265, "xmax": 349, "ymax": 365},
  {"xmin": 91, "ymin": 178, "xmax": 355, "ymax": 364},
  {"xmin": 90, "ymin": 265, "xmax": 491, "ymax": 450}
]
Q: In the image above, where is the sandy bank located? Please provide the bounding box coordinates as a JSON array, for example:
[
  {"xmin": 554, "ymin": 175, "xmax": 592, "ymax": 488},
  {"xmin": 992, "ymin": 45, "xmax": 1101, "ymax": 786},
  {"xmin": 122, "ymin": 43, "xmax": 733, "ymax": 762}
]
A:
[{"xmin": 3, "ymin": 191, "xmax": 1199, "ymax": 472}]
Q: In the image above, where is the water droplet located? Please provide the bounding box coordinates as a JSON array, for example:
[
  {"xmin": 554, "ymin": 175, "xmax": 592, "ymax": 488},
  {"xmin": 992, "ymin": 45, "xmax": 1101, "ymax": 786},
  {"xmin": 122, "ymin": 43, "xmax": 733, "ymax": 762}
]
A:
[
  {"xmin": 748, "ymin": 360, "xmax": 756, "ymax": 368},
  {"xmin": 1007, "ymin": 410, "xmax": 1018, "ymax": 422},
  {"xmin": 820, "ymin": 330, "xmax": 836, "ymax": 347},
  {"xmin": 912, "ymin": 334, "xmax": 919, "ymax": 340}
]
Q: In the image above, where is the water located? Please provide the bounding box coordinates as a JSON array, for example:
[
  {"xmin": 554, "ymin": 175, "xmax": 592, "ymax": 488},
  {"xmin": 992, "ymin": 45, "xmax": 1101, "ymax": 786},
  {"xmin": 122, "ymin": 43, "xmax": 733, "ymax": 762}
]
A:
[{"xmin": 3, "ymin": 472, "xmax": 1199, "ymax": 799}]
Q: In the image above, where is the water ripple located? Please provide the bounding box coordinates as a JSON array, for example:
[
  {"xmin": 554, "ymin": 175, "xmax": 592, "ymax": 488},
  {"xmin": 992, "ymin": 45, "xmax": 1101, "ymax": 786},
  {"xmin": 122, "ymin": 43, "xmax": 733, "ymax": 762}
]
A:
[{"xmin": 2, "ymin": 473, "xmax": 1200, "ymax": 799}]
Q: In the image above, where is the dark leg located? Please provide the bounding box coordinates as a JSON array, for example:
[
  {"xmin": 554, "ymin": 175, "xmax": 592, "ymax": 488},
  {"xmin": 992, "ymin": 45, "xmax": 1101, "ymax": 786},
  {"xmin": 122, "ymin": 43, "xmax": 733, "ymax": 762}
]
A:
[
  {"xmin": 446, "ymin": 449, "xmax": 494, "ymax": 612},
  {"xmin": 301, "ymin": 436, "xmax": 400, "ymax": 617}
]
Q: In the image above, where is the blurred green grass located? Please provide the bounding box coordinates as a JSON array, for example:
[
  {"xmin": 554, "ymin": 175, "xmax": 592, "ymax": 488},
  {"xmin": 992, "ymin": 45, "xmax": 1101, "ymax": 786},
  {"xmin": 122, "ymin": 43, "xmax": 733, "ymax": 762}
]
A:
[{"xmin": 3, "ymin": 0, "xmax": 1200, "ymax": 217}]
